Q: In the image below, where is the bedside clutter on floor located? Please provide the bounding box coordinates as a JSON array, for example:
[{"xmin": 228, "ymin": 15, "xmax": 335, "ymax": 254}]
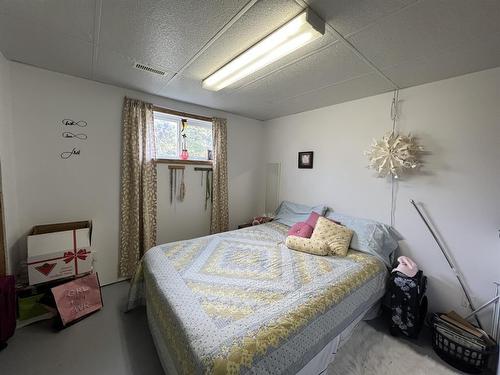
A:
[
  {"xmin": 238, "ymin": 215, "xmax": 274, "ymax": 229},
  {"xmin": 387, "ymin": 255, "xmax": 498, "ymax": 373},
  {"xmin": 252, "ymin": 215, "xmax": 274, "ymax": 225},
  {"xmin": 1, "ymin": 220, "xmax": 103, "ymax": 351},
  {"xmin": 431, "ymin": 312, "xmax": 497, "ymax": 374},
  {"xmin": 15, "ymin": 272, "xmax": 103, "ymax": 330},
  {"xmin": 15, "ymin": 282, "xmax": 59, "ymax": 328},
  {"xmin": 50, "ymin": 273, "xmax": 103, "ymax": 328},
  {"xmin": 27, "ymin": 221, "xmax": 94, "ymax": 285},
  {"xmin": 388, "ymin": 256, "xmax": 428, "ymax": 338},
  {"xmin": 16, "ymin": 284, "xmax": 56, "ymax": 328}
]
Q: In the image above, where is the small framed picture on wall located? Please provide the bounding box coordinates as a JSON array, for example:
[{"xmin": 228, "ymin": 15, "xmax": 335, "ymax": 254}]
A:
[{"xmin": 298, "ymin": 151, "xmax": 313, "ymax": 169}]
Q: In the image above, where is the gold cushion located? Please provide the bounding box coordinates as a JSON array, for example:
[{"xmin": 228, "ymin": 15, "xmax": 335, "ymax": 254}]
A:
[
  {"xmin": 310, "ymin": 217, "xmax": 353, "ymax": 256},
  {"xmin": 285, "ymin": 235, "xmax": 329, "ymax": 256}
]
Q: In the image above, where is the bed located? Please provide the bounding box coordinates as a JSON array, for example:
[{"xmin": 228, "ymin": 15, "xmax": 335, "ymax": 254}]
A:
[{"xmin": 127, "ymin": 220, "xmax": 390, "ymax": 375}]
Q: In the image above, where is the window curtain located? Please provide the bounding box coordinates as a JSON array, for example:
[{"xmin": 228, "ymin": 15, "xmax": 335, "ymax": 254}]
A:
[
  {"xmin": 210, "ymin": 117, "xmax": 229, "ymax": 234},
  {"xmin": 118, "ymin": 97, "xmax": 157, "ymax": 278}
]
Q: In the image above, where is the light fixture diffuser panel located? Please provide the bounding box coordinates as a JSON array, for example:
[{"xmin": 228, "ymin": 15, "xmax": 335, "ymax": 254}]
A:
[{"xmin": 202, "ymin": 9, "xmax": 325, "ymax": 91}]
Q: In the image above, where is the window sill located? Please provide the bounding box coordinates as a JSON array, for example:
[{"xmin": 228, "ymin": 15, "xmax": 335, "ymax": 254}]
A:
[{"xmin": 155, "ymin": 159, "xmax": 213, "ymax": 166}]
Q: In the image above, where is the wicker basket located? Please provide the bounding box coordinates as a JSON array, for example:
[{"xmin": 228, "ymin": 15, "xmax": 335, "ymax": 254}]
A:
[{"xmin": 431, "ymin": 314, "xmax": 497, "ymax": 373}]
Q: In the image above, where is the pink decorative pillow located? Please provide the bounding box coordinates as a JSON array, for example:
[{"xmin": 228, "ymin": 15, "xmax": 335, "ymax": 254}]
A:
[
  {"xmin": 305, "ymin": 212, "xmax": 321, "ymax": 228},
  {"xmin": 287, "ymin": 222, "xmax": 314, "ymax": 238}
]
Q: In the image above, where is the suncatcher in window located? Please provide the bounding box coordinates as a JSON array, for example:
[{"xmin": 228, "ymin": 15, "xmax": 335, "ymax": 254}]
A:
[{"xmin": 154, "ymin": 111, "xmax": 213, "ymax": 161}]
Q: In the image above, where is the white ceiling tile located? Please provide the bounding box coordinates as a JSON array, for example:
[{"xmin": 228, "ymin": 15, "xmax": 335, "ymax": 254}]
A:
[
  {"xmin": 93, "ymin": 49, "xmax": 174, "ymax": 95},
  {"xmin": 235, "ymin": 42, "xmax": 373, "ymax": 100},
  {"xmin": 253, "ymin": 73, "xmax": 394, "ymax": 119},
  {"xmin": 160, "ymin": 75, "xmax": 221, "ymax": 107},
  {"xmin": 383, "ymin": 32, "xmax": 500, "ymax": 88},
  {"xmin": 304, "ymin": 0, "xmax": 417, "ymax": 36},
  {"xmin": 0, "ymin": 0, "xmax": 96, "ymax": 42},
  {"xmin": 0, "ymin": 14, "xmax": 93, "ymax": 79},
  {"xmin": 98, "ymin": 0, "xmax": 250, "ymax": 72},
  {"xmin": 348, "ymin": 0, "xmax": 500, "ymax": 69},
  {"xmin": 157, "ymin": 74, "xmax": 276, "ymax": 119},
  {"xmin": 182, "ymin": 0, "xmax": 306, "ymax": 80}
]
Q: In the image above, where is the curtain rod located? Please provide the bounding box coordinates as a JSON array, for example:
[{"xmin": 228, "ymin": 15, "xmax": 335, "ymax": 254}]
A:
[{"xmin": 152, "ymin": 106, "xmax": 212, "ymax": 122}]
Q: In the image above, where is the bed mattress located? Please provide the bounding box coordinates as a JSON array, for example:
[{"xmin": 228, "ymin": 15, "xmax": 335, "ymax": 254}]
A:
[{"xmin": 128, "ymin": 222, "xmax": 387, "ymax": 374}]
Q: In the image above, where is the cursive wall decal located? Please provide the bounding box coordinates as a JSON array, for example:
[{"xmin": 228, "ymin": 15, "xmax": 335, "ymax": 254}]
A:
[
  {"xmin": 61, "ymin": 118, "xmax": 87, "ymax": 159},
  {"xmin": 60, "ymin": 148, "xmax": 81, "ymax": 159},
  {"xmin": 62, "ymin": 131, "xmax": 87, "ymax": 140},
  {"xmin": 62, "ymin": 119, "xmax": 87, "ymax": 127}
]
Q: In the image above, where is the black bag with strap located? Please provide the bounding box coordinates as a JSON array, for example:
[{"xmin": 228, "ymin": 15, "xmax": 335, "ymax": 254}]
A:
[
  {"xmin": 388, "ymin": 270, "xmax": 428, "ymax": 338},
  {"xmin": 0, "ymin": 275, "xmax": 16, "ymax": 350}
]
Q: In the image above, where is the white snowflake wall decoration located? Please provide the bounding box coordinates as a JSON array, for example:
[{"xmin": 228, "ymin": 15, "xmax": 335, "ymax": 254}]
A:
[{"xmin": 365, "ymin": 132, "xmax": 424, "ymax": 179}]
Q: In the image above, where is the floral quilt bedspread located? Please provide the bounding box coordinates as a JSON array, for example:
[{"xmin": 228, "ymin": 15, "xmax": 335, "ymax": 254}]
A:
[{"xmin": 128, "ymin": 222, "xmax": 387, "ymax": 374}]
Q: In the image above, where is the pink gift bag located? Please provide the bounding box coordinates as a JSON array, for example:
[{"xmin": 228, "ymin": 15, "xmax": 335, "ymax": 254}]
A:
[{"xmin": 51, "ymin": 273, "xmax": 103, "ymax": 326}]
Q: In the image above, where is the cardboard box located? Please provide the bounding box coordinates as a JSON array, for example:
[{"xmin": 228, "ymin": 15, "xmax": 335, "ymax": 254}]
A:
[{"xmin": 27, "ymin": 221, "xmax": 93, "ymax": 285}]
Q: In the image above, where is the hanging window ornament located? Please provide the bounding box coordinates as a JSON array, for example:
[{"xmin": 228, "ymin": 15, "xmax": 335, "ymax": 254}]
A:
[
  {"xmin": 364, "ymin": 90, "xmax": 424, "ymax": 179},
  {"xmin": 180, "ymin": 118, "xmax": 189, "ymax": 160}
]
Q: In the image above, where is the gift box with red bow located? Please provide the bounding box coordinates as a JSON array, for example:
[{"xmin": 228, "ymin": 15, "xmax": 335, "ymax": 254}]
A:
[{"xmin": 27, "ymin": 221, "xmax": 93, "ymax": 285}]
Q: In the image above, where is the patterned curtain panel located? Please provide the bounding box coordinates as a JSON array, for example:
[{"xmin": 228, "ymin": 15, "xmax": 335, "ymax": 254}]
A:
[
  {"xmin": 118, "ymin": 97, "xmax": 157, "ymax": 278},
  {"xmin": 210, "ymin": 117, "xmax": 229, "ymax": 234}
]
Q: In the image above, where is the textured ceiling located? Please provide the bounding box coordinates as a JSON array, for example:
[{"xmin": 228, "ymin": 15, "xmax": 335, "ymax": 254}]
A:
[{"xmin": 1, "ymin": 0, "xmax": 499, "ymax": 120}]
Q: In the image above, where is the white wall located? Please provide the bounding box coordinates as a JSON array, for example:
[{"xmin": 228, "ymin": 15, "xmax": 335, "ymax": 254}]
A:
[
  {"xmin": 0, "ymin": 51, "xmax": 20, "ymax": 274},
  {"xmin": 264, "ymin": 67, "xmax": 500, "ymax": 330},
  {"xmin": 157, "ymin": 113, "xmax": 267, "ymax": 245},
  {"xmin": 8, "ymin": 62, "xmax": 265, "ymax": 285}
]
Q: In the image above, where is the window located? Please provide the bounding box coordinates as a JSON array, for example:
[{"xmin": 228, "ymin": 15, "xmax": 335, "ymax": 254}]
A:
[{"xmin": 154, "ymin": 111, "xmax": 213, "ymax": 161}]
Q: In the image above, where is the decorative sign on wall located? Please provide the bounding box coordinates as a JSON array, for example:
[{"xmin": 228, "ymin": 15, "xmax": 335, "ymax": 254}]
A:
[
  {"xmin": 60, "ymin": 148, "xmax": 81, "ymax": 159},
  {"xmin": 298, "ymin": 151, "xmax": 314, "ymax": 169},
  {"xmin": 60, "ymin": 118, "xmax": 87, "ymax": 159},
  {"xmin": 62, "ymin": 119, "xmax": 87, "ymax": 127},
  {"xmin": 62, "ymin": 131, "xmax": 88, "ymax": 140}
]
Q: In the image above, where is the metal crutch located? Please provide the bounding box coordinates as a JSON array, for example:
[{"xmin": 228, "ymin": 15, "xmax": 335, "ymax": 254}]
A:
[{"xmin": 410, "ymin": 199, "xmax": 482, "ymax": 328}]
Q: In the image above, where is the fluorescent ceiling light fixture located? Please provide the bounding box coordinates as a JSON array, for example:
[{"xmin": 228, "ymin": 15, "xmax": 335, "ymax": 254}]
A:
[{"xmin": 202, "ymin": 9, "xmax": 325, "ymax": 91}]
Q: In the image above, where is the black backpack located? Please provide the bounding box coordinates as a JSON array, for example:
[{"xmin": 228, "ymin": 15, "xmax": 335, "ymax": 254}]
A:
[{"xmin": 388, "ymin": 270, "xmax": 428, "ymax": 338}]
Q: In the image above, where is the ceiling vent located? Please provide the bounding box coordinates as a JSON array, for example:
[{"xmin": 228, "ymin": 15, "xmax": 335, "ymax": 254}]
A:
[{"xmin": 134, "ymin": 62, "xmax": 167, "ymax": 76}]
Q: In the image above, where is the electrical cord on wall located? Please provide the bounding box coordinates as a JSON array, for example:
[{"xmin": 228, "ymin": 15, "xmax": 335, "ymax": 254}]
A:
[
  {"xmin": 390, "ymin": 89, "xmax": 400, "ymax": 227},
  {"xmin": 390, "ymin": 175, "xmax": 397, "ymax": 227}
]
